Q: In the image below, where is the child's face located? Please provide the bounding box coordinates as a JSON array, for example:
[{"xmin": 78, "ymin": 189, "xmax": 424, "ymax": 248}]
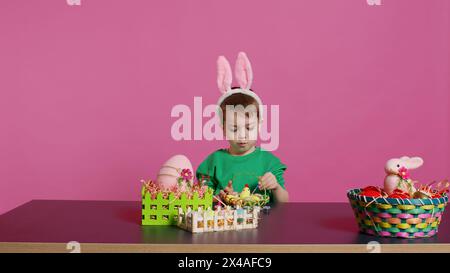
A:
[{"xmin": 223, "ymin": 109, "xmax": 258, "ymax": 154}]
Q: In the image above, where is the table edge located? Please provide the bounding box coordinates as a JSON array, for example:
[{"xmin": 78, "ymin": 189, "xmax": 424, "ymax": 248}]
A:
[{"xmin": 1, "ymin": 242, "xmax": 450, "ymax": 253}]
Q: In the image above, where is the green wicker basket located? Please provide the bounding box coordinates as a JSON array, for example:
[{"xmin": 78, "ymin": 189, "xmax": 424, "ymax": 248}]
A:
[{"xmin": 347, "ymin": 188, "xmax": 448, "ymax": 238}]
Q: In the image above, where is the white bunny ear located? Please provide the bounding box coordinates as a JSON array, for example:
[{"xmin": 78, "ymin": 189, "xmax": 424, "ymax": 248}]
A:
[
  {"xmin": 217, "ymin": 56, "xmax": 232, "ymax": 94},
  {"xmin": 405, "ymin": 157, "xmax": 424, "ymax": 169},
  {"xmin": 235, "ymin": 52, "xmax": 253, "ymax": 90}
]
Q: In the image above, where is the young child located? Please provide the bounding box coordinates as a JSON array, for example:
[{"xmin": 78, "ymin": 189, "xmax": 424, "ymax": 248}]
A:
[{"xmin": 196, "ymin": 52, "xmax": 289, "ymax": 203}]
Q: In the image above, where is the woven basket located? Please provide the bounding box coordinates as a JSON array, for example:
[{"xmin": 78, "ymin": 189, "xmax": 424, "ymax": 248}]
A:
[{"xmin": 347, "ymin": 188, "xmax": 448, "ymax": 238}]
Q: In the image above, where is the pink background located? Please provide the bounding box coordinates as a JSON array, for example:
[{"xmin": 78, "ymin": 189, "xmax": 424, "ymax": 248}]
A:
[{"xmin": 1, "ymin": 0, "xmax": 449, "ymax": 215}]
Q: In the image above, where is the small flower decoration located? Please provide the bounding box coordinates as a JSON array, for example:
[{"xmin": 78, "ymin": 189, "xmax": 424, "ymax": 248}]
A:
[
  {"xmin": 398, "ymin": 166, "xmax": 410, "ymax": 180},
  {"xmin": 180, "ymin": 168, "xmax": 193, "ymax": 182},
  {"xmin": 142, "ymin": 179, "xmax": 210, "ymax": 200}
]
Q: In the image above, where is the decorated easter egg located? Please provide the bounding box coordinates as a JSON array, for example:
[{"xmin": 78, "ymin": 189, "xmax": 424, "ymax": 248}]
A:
[
  {"xmin": 388, "ymin": 189, "xmax": 410, "ymax": 199},
  {"xmin": 156, "ymin": 154, "xmax": 193, "ymax": 190},
  {"xmin": 360, "ymin": 186, "xmax": 386, "ymax": 197}
]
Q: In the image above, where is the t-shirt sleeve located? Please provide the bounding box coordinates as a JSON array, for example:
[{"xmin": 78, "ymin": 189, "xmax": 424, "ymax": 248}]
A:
[
  {"xmin": 196, "ymin": 154, "xmax": 218, "ymax": 191},
  {"xmin": 268, "ymin": 155, "xmax": 287, "ymax": 190}
]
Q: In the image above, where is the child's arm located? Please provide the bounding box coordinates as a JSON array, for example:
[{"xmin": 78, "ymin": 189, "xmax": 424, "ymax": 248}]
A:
[
  {"xmin": 259, "ymin": 154, "xmax": 288, "ymax": 202},
  {"xmin": 259, "ymin": 172, "xmax": 289, "ymax": 202}
]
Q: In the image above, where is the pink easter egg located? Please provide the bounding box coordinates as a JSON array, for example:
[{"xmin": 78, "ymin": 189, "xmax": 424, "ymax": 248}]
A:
[{"xmin": 156, "ymin": 154, "xmax": 193, "ymax": 190}]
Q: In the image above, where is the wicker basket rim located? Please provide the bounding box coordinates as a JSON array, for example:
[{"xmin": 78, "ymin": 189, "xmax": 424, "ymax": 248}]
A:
[{"xmin": 347, "ymin": 188, "xmax": 448, "ymax": 205}]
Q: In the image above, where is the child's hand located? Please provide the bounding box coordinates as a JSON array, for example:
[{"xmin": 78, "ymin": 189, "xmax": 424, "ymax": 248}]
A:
[
  {"xmin": 224, "ymin": 180, "xmax": 237, "ymax": 195},
  {"xmin": 258, "ymin": 172, "xmax": 280, "ymax": 191}
]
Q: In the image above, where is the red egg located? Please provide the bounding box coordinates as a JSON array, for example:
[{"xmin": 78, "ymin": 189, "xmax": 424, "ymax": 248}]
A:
[
  {"xmin": 388, "ymin": 189, "xmax": 410, "ymax": 199},
  {"xmin": 360, "ymin": 186, "xmax": 385, "ymax": 197}
]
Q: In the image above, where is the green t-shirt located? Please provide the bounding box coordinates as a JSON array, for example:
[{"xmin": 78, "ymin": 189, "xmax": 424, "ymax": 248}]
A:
[{"xmin": 196, "ymin": 147, "xmax": 287, "ymax": 202}]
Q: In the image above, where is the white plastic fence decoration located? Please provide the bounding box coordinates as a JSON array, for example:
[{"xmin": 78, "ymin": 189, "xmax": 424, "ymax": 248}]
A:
[{"xmin": 177, "ymin": 206, "xmax": 261, "ymax": 233}]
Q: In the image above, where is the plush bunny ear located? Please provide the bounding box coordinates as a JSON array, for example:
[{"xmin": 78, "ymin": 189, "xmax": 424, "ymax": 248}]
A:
[
  {"xmin": 235, "ymin": 52, "xmax": 253, "ymax": 90},
  {"xmin": 217, "ymin": 56, "xmax": 232, "ymax": 94},
  {"xmin": 405, "ymin": 157, "xmax": 424, "ymax": 169}
]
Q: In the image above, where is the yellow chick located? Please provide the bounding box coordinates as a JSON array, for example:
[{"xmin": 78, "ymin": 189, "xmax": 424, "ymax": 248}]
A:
[{"xmin": 240, "ymin": 184, "xmax": 251, "ymax": 199}]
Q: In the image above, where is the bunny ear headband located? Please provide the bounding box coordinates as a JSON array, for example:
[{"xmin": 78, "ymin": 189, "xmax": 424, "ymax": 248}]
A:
[{"xmin": 216, "ymin": 52, "xmax": 264, "ymax": 123}]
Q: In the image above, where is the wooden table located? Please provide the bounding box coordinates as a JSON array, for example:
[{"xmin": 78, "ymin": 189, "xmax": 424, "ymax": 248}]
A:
[{"xmin": 0, "ymin": 200, "xmax": 449, "ymax": 253}]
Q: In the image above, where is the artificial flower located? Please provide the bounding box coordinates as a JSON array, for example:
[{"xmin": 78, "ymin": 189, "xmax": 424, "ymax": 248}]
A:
[
  {"xmin": 398, "ymin": 166, "xmax": 410, "ymax": 180},
  {"xmin": 180, "ymin": 168, "xmax": 193, "ymax": 181}
]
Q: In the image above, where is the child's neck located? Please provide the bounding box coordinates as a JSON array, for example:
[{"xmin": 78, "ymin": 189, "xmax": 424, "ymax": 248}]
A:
[{"xmin": 227, "ymin": 146, "xmax": 256, "ymax": 156}]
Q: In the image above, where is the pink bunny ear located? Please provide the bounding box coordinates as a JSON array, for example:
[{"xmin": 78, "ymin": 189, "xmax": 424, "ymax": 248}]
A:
[
  {"xmin": 235, "ymin": 52, "xmax": 253, "ymax": 90},
  {"xmin": 217, "ymin": 56, "xmax": 232, "ymax": 94}
]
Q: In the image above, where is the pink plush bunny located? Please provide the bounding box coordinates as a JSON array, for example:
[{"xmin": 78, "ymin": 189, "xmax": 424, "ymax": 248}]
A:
[{"xmin": 384, "ymin": 156, "xmax": 424, "ymax": 195}]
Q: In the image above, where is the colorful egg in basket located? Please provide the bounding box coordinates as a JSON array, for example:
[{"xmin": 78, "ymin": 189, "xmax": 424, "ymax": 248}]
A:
[{"xmin": 347, "ymin": 188, "xmax": 448, "ymax": 239}]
